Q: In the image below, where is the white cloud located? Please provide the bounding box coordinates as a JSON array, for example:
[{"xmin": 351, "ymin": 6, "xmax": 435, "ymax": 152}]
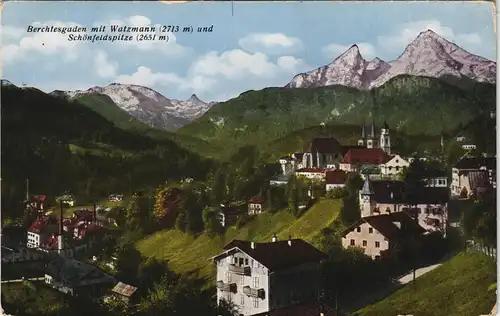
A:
[
  {"xmin": 94, "ymin": 50, "xmax": 119, "ymax": 78},
  {"xmin": 239, "ymin": 33, "xmax": 303, "ymax": 55},
  {"xmin": 0, "ymin": 25, "xmax": 25, "ymax": 40},
  {"xmin": 1, "ymin": 21, "xmax": 85, "ymax": 64},
  {"xmin": 100, "ymin": 15, "xmax": 191, "ymax": 57},
  {"xmin": 114, "ymin": 49, "xmax": 309, "ymax": 100},
  {"xmin": 322, "ymin": 42, "xmax": 377, "ymax": 60},
  {"xmin": 377, "ymin": 20, "xmax": 482, "ymax": 53}
]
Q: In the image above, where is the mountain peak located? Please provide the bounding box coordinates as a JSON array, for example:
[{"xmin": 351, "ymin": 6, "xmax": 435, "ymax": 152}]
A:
[{"xmin": 189, "ymin": 94, "xmax": 201, "ymax": 102}]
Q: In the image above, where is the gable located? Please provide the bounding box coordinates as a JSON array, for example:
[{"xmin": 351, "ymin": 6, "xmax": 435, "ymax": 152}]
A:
[{"xmin": 385, "ymin": 155, "xmax": 409, "ymax": 167}]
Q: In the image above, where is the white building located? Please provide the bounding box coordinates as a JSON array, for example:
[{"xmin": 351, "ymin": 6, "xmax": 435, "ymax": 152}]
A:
[
  {"xmin": 380, "ymin": 155, "xmax": 409, "ymax": 176},
  {"xmin": 295, "ymin": 168, "xmax": 327, "ymax": 180},
  {"xmin": 325, "ymin": 170, "xmax": 348, "ymax": 192},
  {"xmin": 210, "ymin": 237, "xmax": 327, "ymax": 316}
]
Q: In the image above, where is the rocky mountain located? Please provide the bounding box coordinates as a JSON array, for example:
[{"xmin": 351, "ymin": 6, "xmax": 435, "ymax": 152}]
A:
[
  {"xmin": 286, "ymin": 30, "xmax": 496, "ymax": 90},
  {"xmin": 56, "ymin": 83, "xmax": 216, "ymax": 131}
]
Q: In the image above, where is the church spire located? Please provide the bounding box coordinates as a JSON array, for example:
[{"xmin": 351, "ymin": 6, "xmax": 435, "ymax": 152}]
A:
[
  {"xmin": 370, "ymin": 117, "xmax": 376, "ymax": 138},
  {"xmin": 361, "ymin": 119, "xmax": 366, "ymax": 138}
]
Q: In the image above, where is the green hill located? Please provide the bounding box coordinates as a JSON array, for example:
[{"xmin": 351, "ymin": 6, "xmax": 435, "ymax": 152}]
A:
[
  {"xmin": 136, "ymin": 198, "xmax": 341, "ymax": 281},
  {"xmin": 1, "ymin": 85, "xmax": 212, "ymax": 218},
  {"xmin": 179, "ymin": 76, "xmax": 495, "ymax": 151},
  {"xmin": 352, "ymin": 251, "xmax": 497, "ymax": 316}
]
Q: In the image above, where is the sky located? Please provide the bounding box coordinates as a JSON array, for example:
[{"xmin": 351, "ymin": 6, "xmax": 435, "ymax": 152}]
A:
[{"xmin": 1, "ymin": 1, "xmax": 496, "ymax": 101}]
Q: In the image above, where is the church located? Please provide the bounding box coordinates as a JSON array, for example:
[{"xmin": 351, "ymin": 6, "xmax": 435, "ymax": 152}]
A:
[{"xmin": 279, "ymin": 119, "xmax": 392, "ymax": 175}]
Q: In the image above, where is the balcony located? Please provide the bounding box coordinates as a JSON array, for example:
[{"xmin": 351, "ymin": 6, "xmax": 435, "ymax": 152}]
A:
[
  {"xmin": 229, "ymin": 264, "xmax": 251, "ymax": 275},
  {"xmin": 216, "ymin": 281, "xmax": 237, "ymax": 293},
  {"xmin": 243, "ymin": 286, "xmax": 265, "ymax": 299}
]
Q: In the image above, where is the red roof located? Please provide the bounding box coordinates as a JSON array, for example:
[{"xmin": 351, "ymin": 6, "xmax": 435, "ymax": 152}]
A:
[
  {"xmin": 342, "ymin": 148, "xmax": 390, "ymax": 165},
  {"xmin": 249, "ymin": 196, "xmax": 266, "ymax": 204},
  {"xmin": 296, "ymin": 168, "xmax": 326, "ymax": 173},
  {"xmin": 28, "ymin": 216, "xmax": 55, "ymax": 234},
  {"xmin": 34, "ymin": 195, "xmax": 46, "ymax": 202},
  {"xmin": 325, "ymin": 170, "xmax": 348, "ymax": 185}
]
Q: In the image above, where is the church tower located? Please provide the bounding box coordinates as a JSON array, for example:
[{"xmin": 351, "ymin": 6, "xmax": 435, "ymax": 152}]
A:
[
  {"xmin": 358, "ymin": 119, "xmax": 366, "ymax": 146},
  {"xmin": 366, "ymin": 118, "xmax": 376, "ymax": 149},
  {"xmin": 359, "ymin": 176, "xmax": 376, "ymax": 218},
  {"xmin": 380, "ymin": 120, "xmax": 391, "ymax": 155}
]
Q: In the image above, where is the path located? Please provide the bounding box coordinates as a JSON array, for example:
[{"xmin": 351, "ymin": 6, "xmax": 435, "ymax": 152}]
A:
[
  {"xmin": 1, "ymin": 277, "xmax": 44, "ymax": 284},
  {"xmin": 338, "ymin": 262, "xmax": 442, "ymax": 314}
]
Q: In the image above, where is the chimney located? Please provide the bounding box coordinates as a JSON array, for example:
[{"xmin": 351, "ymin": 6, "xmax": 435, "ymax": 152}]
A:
[
  {"xmin": 250, "ymin": 242, "xmax": 255, "ymax": 249},
  {"xmin": 58, "ymin": 201, "xmax": 64, "ymax": 255},
  {"xmin": 288, "ymin": 235, "xmax": 292, "ymax": 246},
  {"xmin": 272, "ymin": 234, "xmax": 278, "ymax": 243}
]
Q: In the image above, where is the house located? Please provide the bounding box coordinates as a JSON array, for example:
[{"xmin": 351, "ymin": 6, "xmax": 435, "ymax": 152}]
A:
[
  {"xmin": 457, "ymin": 170, "xmax": 493, "ymax": 199},
  {"xmin": 325, "ymin": 170, "xmax": 348, "ymax": 191},
  {"xmin": 27, "ymin": 216, "xmax": 58, "ymax": 248},
  {"xmin": 248, "ymin": 196, "xmax": 267, "ymax": 215},
  {"xmin": 339, "ymin": 148, "xmax": 390, "ymax": 173},
  {"xmin": 359, "ymin": 177, "xmax": 449, "ymax": 236},
  {"xmin": 295, "ymin": 168, "xmax": 327, "ymax": 180},
  {"xmin": 279, "ymin": 153, "xmax": 305, "ymax": 176},
  {"xmin": 341, "ymin": 212, "xmax": 426, "ymax": 259},
  {"xmin": 462, "ymin": 144, "xmax": 477, "ymax": 150},
  {"xmin": 380, "ymin": 154, "xmax": 409, "ymax": 176},
  {"xmin": 107, "ymin": 282, "xmax": 138, "ymax": 304},
  {"xmin": 455, "ymin": 136, "xmax": 466, "ymax": 142},
  {"xmin": 217, "ymin": 201, "xmax": 247, "ymax": 227},
  {"xmin": 108, "ymin": 194, "xmax": 124, "ymax": 202},
  {"xmin": 24, "ymin": 195, "xmax": 47, "ymax": 213},
  {"xmin": 210, "ymin": 237, "xmax": 327, "ymax": 316},
  {"xmin": 45, "ymin": 255, "xmax": 116, "ymax": 297},
  {"xmin": 269, "ymin": 175, "xmax": 289, "ymax": 186},
  {"xmin": 451, "ymin": 156, "xmax": 496, "ymax": 196}
]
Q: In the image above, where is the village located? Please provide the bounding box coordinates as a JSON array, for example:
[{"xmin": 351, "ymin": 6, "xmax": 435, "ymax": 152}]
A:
[{"xmin": 1, "ymin": 120, "xmax": 497, "ymax": 316}]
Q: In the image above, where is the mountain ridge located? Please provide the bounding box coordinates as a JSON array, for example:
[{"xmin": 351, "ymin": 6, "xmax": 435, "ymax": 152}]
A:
[
  {"xmin": 50, "ymin": 83, "xmax": 217, "ymax": 131},
  {"xmin": 286, "ymin": 30, "xmax": 495, "ymax": 90}
]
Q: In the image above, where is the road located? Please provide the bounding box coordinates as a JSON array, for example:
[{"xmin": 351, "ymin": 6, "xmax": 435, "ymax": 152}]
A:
[{"xmin": 1, "ymin": 277, "xmax": 44, "ymax": 284}]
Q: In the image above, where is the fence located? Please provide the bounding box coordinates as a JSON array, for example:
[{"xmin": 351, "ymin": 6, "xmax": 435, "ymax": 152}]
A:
[{"xmin": 467, "ymin": 240, "xmax": 497, "ymax": 259}]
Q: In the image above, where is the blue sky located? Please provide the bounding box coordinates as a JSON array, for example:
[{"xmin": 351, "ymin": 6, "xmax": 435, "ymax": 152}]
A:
[{"xmin": 1, "ymin": 1, "xmax": 496, "ymax": 101}]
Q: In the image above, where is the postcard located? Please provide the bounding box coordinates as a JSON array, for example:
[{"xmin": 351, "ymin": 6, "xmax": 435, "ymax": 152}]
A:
[{"xmin": 1, "ymin": 2, "xmax": 496, "ymax": 316}]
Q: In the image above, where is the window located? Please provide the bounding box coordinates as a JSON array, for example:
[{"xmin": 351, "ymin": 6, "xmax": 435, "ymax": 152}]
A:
[
  {"xmin": 356, "ymin": 227, "xmax": 361, "ymax": 232},
  {"xmin": 239, "ymin": 258, "xmax": 244, "ymax": 266},
  {"xmin": 375, "ymin": 255, "xmax": 381, "ymax": 260},
  {"xmin": 252, "ymin": 277, "xmax": 259, "ymax": 288},
  {"xmin": 240, "ymin": 294, "xmax": 245, "ymax": 305},
  {"xmin": 396, "ymin": 166, "xmax": 400, "ymax": 171},
  {"xmin": 253, "ymin": 297, "xmax": 259, "ymax": 308},
  {"xmin": 350, "ymin": 239, "xmax": 355, "ymax": 246},
  {"xmin": 226, "ymin": 272, "xmax": 232, "ymax": 283},
  {"xmin": 362, "ymin": 240, "xmax": 367, "ymax": 247},
  {"xmin": 375, "ymin": 241, "xmax": 380, "ymax": 248},
  {"xmin": 245, "ymin": 258, "xmax": 249, "ymax": 266},
  {"xmin": 240, "ymin": 277, "xmax": 245, "ymax": 285},
  {"xmin": 369, "ymin": 228, "xmax": 373, "ymax": 234}
]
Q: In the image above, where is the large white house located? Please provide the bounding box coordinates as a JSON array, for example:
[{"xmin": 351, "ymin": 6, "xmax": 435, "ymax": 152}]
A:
[{"xmin": 210, "ymin": 237, "xmax": 327, "ymax": 316}]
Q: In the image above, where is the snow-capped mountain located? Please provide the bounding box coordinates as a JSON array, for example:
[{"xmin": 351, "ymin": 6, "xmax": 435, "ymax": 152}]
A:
[
  {"xmin": 286, "ymin": 30, "xmax": 495, "ymax": 90},
  {"xmin": 286, "ymin": 45, "xmax": 391, "ymax": 89},
  {"xmin": 60, "ymin": 83, "xmax": 216, "ymax": 131}
]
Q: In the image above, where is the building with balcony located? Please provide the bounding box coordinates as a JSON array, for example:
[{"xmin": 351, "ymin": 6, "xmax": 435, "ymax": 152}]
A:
[{"xmin": 210, "ymin": 237, "xmax": 327, "ymax": 316}]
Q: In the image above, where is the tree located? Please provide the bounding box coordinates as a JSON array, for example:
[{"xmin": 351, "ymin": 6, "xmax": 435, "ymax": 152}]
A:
[
  {"xmin": 211, "ymin": 168, "xmax": 226, "ymax": 204},
  {"xmin": 175, "ymin": 211, "xmax": 186, "ymax": 232},
  {"xmin": 126, "ymin": 195, "xmax": 153, "ymax": 233},
  {"xmin": 202, "ymin": 206, "xmax": 222, "ymax": 235},
  {"xmin": 182, "ymin": 188, "xmax": 204, "ymax": 235}
]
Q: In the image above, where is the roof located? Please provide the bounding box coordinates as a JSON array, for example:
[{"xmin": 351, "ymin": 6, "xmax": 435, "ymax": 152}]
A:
[
  {"xmin": 342, "ymin": 148, "xmax": 390, "ymax": 165},
  {"xmin": 342, "ymin": 212, "xmax": 425, "ymax": 239},
  {"xmin": 296, "ymin": 168, "xmax": 326, "ymax": 173},
  {"xmin": 454, "ymin": 156, "xmax": 496, "ymax": 170},
  {"xmin": 111, "ymin": 282, "xmax": 138, "ymax": 298},
  {"xmin": 218, "ymin": 239, "xmax": 327, "ymax": 271},
  {"xmin": 382, "ymin": 120, "xmax": 389, "ymax": 130},
  {"xmin": 325, "ymin": 170, "xmax": 347, "ymax": 185},
  {"xmin": 249, "ymin": 196, "xmax": 266, "ymax": 204},
  {"xmin": 252, "ymin": 302, "xmax": 338, "ymax": 316},
  {"xmin": 307, "ymin": 137, "xmax": 342, "ymax": 154},
  {"xmin": 360, "ymin": 177, "xmax": 375, "ymax": 195},
  {"xmin": 368, "ymin": 180, "xmax": 449, "ymax": 204},
  {"xmin": 28, "ymin": 216, "xmax": 57, "ymax": 234},
  {"xmin": 46, "ymin": 256, "xmax": 115, "ymax": 287},
  {"xmin": 341, "ymin": 145, "xmax": 366, "ymax": 155},
  {"xmin": 466, "ymin": 170, "xmax": 491, "ymax": 190},
  {"xmin": 292, "ymin": 153, "xmax": 304, "ymax": 160}
]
